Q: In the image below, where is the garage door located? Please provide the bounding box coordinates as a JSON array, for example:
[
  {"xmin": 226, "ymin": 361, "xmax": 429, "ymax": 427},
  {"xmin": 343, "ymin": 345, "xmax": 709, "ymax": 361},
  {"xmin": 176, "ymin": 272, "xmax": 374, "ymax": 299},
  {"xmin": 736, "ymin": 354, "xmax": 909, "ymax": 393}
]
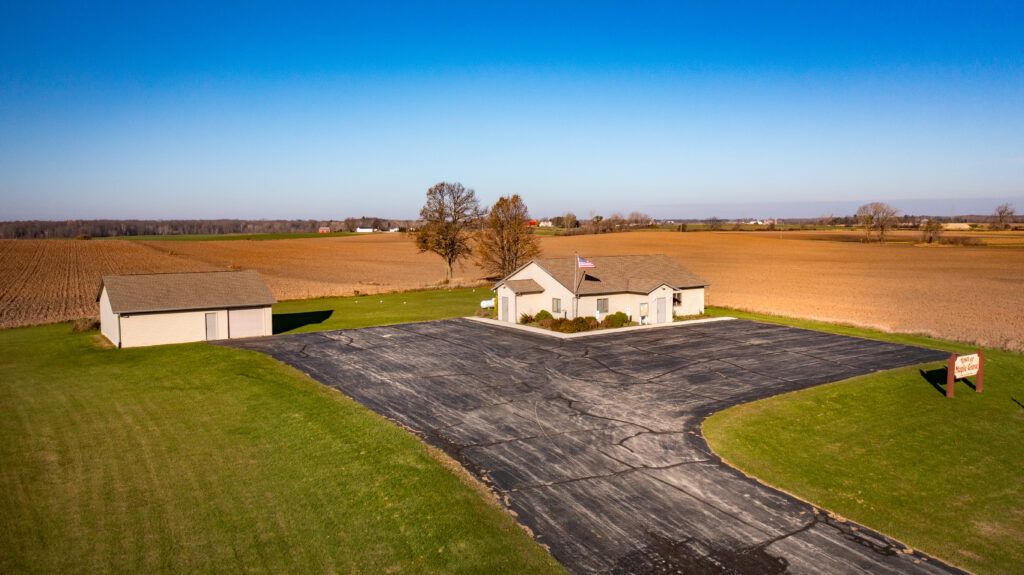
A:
[{"xmin": 228, "ymin": 308, "xmax": 265, "ymax": 339}]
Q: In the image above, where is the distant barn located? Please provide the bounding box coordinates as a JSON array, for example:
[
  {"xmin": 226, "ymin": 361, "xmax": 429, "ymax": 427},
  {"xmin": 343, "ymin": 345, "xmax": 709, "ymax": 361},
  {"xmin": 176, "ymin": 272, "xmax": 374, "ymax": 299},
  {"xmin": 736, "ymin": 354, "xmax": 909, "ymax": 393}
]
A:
[
  {"xmin": 96, "ymin": 270, "xmax": 276, "ymax": 348},
  {"xmin": 318, "ymin": 226, "xmax": 331, "ymax": 233}
]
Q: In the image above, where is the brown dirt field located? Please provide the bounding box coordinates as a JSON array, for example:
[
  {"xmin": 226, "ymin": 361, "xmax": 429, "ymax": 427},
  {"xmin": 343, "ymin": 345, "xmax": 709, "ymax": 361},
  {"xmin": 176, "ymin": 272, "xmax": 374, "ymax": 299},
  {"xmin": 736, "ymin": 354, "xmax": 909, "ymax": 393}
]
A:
[{"xmin": 2, "ymin": 232, "xmax": 1022, "ymax": 351}]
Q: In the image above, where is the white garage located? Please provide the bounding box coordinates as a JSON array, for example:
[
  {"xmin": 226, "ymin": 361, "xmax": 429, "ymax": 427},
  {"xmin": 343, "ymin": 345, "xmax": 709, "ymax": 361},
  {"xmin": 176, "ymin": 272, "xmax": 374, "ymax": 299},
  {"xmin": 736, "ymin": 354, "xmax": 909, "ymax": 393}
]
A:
[{"xmin": 96, "ymin": 269, "xmax": 276, "ymax": 348}]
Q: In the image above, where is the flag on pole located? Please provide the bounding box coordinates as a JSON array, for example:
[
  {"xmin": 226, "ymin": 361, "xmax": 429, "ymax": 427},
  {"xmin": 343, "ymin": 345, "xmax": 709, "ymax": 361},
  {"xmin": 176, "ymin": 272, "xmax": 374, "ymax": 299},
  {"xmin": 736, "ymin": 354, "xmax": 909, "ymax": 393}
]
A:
[{"xmin": 577, "ymin": 256, "xmax": 596, "ymax": 269}]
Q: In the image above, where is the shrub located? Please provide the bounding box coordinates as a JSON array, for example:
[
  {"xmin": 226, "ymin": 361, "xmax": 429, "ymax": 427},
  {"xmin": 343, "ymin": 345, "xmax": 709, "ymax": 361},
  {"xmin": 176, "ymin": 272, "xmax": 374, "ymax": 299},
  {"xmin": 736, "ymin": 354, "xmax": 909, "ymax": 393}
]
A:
[
  {"xmin": 601, "ymin": 311, "xmax": 629, "ymax": 329},
  {"xmin": 584, "ymin": 316, "xmax": 599, "ymax": 330},
  {"xmin": 519, "ymin": 312, "xmax": 534, "ymax": 324},
  {"xmin": 534, "ymin": 310, "xmax": 553, "ymax": 321},
  {"xmin": 75, "ymin": 234, "xmax": 92, "ymax": 240},
  {"xmin": 72, "ymin": 317, "xmax": 100, "ymax": 332},
  {"xmin": 538, "ymin": 318, "xmax": 553, "ymax": 329}
]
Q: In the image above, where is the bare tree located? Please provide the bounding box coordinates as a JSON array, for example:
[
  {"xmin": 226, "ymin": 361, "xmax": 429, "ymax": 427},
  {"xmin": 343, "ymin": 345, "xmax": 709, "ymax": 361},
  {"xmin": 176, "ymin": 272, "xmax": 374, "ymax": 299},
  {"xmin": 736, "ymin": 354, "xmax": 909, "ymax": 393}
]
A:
[
  {"xmin": 994, "ymin": 203, "xmax": 1016, "ymax": 230},
  {"xmin": 856, "ymin": 202, "xmax": 899, "ymax": 243},
  {"xmin": 707, "ymin": 217, "xmax": 723, "ymax": 231},
  {"xmin": 563, "ymin": 212, "xmax": 578, "ymax": 229},
  {"xmin": 416, "ymin": 182, "xmax": 484, "ymax": 283},
  {"xmin": 477, "ymin": 195, "xmax": 541, "ymax": 278}
]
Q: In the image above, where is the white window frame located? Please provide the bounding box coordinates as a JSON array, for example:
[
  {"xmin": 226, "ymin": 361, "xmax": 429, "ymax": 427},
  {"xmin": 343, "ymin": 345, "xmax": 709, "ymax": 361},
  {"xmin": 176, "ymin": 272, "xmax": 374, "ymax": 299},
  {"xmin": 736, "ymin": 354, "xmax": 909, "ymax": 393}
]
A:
[{"xmin": 596, "ymin": 298, "xmax": 609, "ymax": 313}]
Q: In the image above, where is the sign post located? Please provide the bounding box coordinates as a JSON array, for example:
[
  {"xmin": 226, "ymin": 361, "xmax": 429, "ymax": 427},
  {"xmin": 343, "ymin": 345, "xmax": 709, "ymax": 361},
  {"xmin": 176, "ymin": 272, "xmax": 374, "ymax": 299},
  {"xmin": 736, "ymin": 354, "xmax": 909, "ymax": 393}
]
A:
[{"xmin": 946, "ymin": 349, "xmax": 983, "ymax": 398}]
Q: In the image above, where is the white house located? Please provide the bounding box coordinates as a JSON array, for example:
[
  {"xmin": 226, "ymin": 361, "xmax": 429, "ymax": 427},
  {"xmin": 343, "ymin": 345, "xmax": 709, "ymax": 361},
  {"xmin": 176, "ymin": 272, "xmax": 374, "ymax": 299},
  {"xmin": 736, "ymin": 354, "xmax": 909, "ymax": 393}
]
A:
[
  {"xmin": 493, "ymin": 254, "xmax": 708, "ymax": 325},
  {"xmin": 96, "ymin": 270, "xmax": 276, "ymax": 348}
]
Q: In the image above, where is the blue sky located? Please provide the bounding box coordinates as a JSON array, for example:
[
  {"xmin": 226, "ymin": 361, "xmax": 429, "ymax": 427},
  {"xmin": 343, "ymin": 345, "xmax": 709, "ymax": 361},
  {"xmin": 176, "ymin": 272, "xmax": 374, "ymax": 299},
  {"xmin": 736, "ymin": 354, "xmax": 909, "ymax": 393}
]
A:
[{"xmin": 2, "ymin": 1, "xmax": 1022, "ymax": 220}]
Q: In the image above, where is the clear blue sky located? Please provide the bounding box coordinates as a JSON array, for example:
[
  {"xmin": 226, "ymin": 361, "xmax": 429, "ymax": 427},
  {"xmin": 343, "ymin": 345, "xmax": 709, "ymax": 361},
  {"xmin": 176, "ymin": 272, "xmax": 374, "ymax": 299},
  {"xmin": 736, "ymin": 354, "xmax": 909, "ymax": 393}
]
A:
[{"xmin": 2, "ymin": 1, "xmax": 1022, "ymax": 220}]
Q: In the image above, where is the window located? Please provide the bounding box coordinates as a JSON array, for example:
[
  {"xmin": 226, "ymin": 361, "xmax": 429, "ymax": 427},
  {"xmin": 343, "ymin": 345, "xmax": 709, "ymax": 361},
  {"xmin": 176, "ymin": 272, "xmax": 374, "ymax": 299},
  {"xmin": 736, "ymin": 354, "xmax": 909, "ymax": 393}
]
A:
[
  {"xmin": 551, "ymin": 298, "xmax": 561, "ymax": 314},
  {"xmin": 673, "ymin": 292, "xmax": 682, "ymax": 306},
  {"xmin": 596, "ymin": 298, "xmax": 609, "ymax": 313}
]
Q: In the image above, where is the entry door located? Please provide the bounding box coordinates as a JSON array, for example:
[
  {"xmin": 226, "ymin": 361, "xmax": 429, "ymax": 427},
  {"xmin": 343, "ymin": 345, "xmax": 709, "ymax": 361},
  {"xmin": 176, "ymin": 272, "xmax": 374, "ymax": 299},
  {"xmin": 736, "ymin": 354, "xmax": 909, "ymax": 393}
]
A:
[
  {"xmin": 205, "ymin": 313, "xmax": 218, "ymax": 340},
  {"xmin": 656, "ymin": 298, "xmax": 666, "ymax": 324},
  {"xmin": 501, "ymin": 297, "xmax": 509, "ymax": 322}
]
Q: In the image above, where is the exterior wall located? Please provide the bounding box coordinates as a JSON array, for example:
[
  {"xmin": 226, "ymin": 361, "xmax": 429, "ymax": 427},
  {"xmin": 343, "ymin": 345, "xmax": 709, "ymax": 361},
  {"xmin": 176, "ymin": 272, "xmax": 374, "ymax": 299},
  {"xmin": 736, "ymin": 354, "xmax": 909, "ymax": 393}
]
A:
[
  {"xmin": 227, "ymin": 307, "xmax": 272, "ymax": 338},
  {"xmin": 117, "ymin": 306, "xmax": 272, "ymax": 348},
  {"xmin": 98, "ymin": 288, "xmax": 120, "ymax": 347},
  {"xmin": 120, "ymin": 309, "xmax": 223, "ymax": 348},
  {"xmin": 496, "ymin": 262, "xmax": 575, "ymax": 322},
  {"xmin": 673, "ymin": 287, "xmax": 705, "ymax": 317}
]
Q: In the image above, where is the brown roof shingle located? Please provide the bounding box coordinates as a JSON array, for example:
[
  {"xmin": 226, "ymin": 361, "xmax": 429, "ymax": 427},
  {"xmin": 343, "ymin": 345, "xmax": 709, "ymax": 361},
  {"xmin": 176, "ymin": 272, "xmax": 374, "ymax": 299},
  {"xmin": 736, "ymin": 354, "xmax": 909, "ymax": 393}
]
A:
[
  {"xmin": 497, "ymin": 255, "xmax": 708, "ymax": 295},
  {"xmin": 503, "ymin": 279, "xmax": 544, "ymax": 294},
  {"xmin": 97, "ymin": 270, "xmax": 276, "ymax": 314}
]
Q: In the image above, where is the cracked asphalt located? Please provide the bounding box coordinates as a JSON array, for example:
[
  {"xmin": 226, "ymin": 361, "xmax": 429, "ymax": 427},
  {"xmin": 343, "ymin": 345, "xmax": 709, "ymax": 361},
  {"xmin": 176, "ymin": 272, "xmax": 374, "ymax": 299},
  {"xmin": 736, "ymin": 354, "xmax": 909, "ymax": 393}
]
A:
[{"xmin": 220, "ymin": 318, "xmax": 963, "ymax": 574}]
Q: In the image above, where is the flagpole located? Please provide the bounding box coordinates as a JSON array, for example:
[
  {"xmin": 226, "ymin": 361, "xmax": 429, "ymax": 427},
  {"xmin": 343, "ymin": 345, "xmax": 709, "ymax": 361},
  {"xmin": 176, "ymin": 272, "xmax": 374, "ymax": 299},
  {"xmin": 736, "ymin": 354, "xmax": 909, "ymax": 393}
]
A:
[{"xmin": 573, "ymin": 252, "xmax": 578, "ymax": 318}]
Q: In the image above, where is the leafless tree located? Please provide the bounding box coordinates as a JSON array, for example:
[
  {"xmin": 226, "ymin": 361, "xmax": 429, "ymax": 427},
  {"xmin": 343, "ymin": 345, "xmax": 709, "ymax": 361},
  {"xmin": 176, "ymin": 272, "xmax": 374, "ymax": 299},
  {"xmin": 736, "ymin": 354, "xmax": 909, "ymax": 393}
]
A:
[
  {"xmin": 563, "ymin": 212, "xmax": 578, "ymax": 229},
  {"xmin": 416, "ymin": 182, "xmax": 484, "ymax": 283},
  {"xmin": 856, "ymin": 202, "xmax": 899, "ymax": 242},
  {"xmin": 993, "ymin": 203, "xmax": 1016, "ymax": 230},
  {"xmin": 476, "ymin": 195, "xmax": 541, "ymax": 278},
  {"xmin": 628, "ymin": 212, "xmax": 652, "ymax": 227}
]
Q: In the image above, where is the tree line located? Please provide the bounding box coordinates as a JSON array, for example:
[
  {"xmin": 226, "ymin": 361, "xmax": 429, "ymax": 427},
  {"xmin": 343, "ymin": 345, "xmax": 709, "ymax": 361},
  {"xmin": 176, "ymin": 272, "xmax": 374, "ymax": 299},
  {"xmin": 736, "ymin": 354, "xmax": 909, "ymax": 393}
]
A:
[{"xmin": 0, "ymin": 218, "xmax": 414, "ymax": 239}]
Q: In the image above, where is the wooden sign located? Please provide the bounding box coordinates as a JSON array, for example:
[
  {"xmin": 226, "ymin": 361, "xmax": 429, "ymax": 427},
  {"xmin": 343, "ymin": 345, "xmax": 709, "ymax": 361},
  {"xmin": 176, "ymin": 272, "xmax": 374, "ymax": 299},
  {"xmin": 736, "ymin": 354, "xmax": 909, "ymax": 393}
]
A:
[
  {"xmin": 946, "ymin": 349, "xmax": 984, "ymax": 398},
  {"xmin": 953, "ymin": 354, "xmax": 980, "ymax": 379}
]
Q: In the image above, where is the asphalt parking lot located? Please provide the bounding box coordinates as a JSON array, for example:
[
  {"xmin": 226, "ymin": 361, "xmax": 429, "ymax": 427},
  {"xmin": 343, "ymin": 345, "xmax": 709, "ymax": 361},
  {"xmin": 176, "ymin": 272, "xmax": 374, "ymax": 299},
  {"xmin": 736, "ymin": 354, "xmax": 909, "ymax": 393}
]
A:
[{"xmin": 222, "ymin": 318, "xmax": 960, "ymax": 574}]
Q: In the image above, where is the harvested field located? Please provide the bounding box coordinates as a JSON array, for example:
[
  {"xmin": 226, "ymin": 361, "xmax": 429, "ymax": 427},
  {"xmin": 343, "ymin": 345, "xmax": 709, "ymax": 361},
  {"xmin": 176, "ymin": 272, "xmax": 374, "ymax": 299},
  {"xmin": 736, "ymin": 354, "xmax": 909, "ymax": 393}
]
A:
[
  {"xmin": 1, "ymin": 231, "xmax": 1022, "ymax": 351},
  {"xmin": 0, "ymin": 240, "xmax": 216, "ymax": 328}
]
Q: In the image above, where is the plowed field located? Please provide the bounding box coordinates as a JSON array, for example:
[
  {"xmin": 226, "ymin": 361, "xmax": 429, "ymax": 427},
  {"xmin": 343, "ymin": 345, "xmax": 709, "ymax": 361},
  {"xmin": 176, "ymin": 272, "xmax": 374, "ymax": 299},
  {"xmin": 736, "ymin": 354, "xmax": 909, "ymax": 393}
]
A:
[{"xmin": 2, "ymin": 232, "xmax": 1022, "ymax": 351}]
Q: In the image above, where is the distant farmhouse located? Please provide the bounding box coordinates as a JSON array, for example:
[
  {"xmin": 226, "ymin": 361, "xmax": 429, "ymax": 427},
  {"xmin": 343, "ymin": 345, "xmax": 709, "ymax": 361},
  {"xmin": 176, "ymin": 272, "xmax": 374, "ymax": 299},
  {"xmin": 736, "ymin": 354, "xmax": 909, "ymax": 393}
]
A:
[
  {"xmin": 97, "ymin": 270, "xmax": 276, "ymax": 348},
  {"xmin": 493, "ymin": 255, "xmax": 707, "ymax": 325}
]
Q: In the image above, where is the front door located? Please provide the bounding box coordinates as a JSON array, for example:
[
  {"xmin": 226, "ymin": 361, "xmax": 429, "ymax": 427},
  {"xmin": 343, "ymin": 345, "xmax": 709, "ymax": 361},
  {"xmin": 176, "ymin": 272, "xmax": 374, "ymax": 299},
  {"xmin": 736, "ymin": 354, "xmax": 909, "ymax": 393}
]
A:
[
  {"xmin": 205, "ymin": 312, "xmax": 218, "ymax": 340},
  {"xmin": 501, "ymin": 297, "xmax": 509, "ymax": 322},
  {"xmin": 656, "ymin": 298, "xmax": 666, "ymax": 324}
]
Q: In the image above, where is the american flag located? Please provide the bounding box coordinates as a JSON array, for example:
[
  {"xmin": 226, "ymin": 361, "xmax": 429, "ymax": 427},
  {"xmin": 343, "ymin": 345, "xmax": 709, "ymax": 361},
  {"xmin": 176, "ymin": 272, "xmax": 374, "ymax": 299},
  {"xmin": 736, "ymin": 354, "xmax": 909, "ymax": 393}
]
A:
[{"xmin": 577, "ymin": 256, "xmax": 596, "ymax": 269}]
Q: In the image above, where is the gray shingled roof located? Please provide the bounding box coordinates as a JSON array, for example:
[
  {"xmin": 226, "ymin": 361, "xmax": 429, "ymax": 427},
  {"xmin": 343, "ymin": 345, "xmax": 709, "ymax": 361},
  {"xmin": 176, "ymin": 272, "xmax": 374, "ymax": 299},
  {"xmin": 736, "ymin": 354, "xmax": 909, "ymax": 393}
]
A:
[
  {"xmin": 97, "ymin": 270, "xmax": 276, "ymax": 314},
  {"xmin": 496, "ymin": 255, "xmax": 708, "ymax": 295}
]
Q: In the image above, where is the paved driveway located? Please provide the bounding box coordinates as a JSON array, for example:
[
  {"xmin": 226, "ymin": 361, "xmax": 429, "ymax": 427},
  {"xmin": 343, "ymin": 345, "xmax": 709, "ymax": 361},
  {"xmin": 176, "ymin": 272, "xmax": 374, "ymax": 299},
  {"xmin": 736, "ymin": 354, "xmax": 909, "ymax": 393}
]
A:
[{"xmin": 221, "ymin": 318, "xmax": 960, "ymax": 574}]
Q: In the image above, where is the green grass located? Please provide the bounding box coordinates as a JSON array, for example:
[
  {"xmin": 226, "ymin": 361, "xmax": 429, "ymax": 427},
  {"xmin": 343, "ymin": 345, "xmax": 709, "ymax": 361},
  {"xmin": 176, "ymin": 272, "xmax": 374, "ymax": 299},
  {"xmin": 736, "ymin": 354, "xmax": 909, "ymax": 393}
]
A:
[
  {"xmin": 273, "ymin": 287, "xmax": 490, "ymax": 333},
  {"xmin": 97, "ymin": 232, "xmax": 361, "ymax": 241},
  {"xmin": 702, "ymin": 307, "xmax": 1024, "ymax": 575},
  {"xmin": 0, "ymin": 323, "xmax": 564, "ymax": 574}
]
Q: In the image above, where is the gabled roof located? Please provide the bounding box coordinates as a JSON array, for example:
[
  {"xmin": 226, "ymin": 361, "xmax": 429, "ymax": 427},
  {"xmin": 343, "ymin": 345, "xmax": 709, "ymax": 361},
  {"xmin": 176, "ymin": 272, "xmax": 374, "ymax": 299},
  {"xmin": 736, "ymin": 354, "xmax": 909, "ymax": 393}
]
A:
[
  {"xmin": 97, "ymin": 270, "xmax": 276, "ymax": 314},
  {"xmin": 504, "ymin": 279, "xmax": 544, "ymax": 295},
  {"xmin": 494, "ymin": 255, "xmax": 708, "ymax": 295}
]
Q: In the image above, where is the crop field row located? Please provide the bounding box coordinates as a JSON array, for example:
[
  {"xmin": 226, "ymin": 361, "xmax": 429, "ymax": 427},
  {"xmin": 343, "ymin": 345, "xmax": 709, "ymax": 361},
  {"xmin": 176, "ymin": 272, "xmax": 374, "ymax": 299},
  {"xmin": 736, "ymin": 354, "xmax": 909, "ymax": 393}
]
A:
[{"xmin": 1, "ymin": 231, "xmax": 1022, "ymax": 351}]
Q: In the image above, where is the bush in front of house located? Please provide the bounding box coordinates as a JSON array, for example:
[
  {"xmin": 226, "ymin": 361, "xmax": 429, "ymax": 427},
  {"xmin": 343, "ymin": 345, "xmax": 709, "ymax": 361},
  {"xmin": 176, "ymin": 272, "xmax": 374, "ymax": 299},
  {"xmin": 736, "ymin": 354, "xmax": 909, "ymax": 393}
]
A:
[
  {"xmin": 599, "ymin": 311, "xmax": 629, "ymax": 329},
  {"xmin": 519, "ymin": 312, "xmax": 534, "ymax": 324},
  {"xmin": 549, "ymin": 317, "xmax": 592, "ymax": 333},
  {"xmin": 534, "ymin": 310, "xmax": 553, "ymax": 321}
]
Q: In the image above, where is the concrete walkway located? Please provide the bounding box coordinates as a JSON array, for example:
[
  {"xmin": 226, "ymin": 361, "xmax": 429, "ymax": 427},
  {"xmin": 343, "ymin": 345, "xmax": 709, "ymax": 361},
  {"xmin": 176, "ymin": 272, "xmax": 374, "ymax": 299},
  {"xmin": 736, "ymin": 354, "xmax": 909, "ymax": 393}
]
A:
[{"xmin": 221, "ymin": 318, "xmax": 962, "ymax": 574}]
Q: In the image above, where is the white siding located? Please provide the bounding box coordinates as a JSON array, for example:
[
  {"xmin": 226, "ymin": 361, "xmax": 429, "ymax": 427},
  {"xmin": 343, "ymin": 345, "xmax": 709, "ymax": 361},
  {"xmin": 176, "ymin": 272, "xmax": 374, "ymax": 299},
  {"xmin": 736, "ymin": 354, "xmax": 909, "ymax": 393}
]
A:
[
  {"xmin": 672, "ymin": 287, "xmax": 705, "ymax": 316},
  {"xmin": 98, "ymin": 288, "xmax": 120, "ymax": 347},
  {"xmin": 497, "ymin": 262, "xmax": 575, "ymax": 322},
  {"xmin": 120, "ymin": 309, "xmax": 223, "ymax": 348},
  {"xmin": 228, "ymin": 307, "xmax": 268, "ymax": 338}
]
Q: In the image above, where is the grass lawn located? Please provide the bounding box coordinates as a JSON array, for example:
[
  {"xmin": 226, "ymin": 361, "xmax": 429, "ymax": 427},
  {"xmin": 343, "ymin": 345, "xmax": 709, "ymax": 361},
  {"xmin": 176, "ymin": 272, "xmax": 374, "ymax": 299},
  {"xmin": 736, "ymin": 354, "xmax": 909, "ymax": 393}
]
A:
[
  {"xmin": 98, "ymin": 232, "xmax": 361, "ymax": 241},
  {"xmin": 273, "ymin": 287, "xmax": 490, "ymax": 333},
  {"xmin": 702, "ymin": 307, "xmax": 1024, "ymax": 575},
  {"xmin": 0, "ymin": 323, "xmax": 564, "ymax": 574}
]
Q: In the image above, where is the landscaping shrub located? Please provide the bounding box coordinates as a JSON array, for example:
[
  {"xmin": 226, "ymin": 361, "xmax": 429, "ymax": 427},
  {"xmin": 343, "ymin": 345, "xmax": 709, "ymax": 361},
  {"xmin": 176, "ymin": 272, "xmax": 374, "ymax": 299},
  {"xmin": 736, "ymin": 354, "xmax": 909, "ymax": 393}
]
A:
[
  {"xmin": 72, "ymin": 317, "xmax": 100, "ymax": 332},
  {"xmin": 601, "ymin": 311, "xmax": 629, "ymax": 329},
  {"xmin": 519, "ymin": 312, "xmax": 534, "ymax": 324},
  {"xmin": 585, "ymin": 317, "xmax": 599, "ymax": 330},
  {"xmin": 534, "ymin": 310, "xmax": 553, "ymax": 321},
  {"xmin": 538, "ymin": 318, "xmax": 553, "ymax": 329}
]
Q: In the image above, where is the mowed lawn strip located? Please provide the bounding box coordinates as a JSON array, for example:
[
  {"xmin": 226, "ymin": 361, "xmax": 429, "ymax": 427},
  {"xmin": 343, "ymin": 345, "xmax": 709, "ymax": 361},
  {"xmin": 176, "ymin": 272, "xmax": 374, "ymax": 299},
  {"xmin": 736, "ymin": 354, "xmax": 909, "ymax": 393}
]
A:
[
  {"xmin": 0, "ymin": 324, "xmax": 564, "ymax": 574},
  {"xmin": 702, "ymin": 307, "xmax": 1024, "ymax": 575},
  {"xmin": 273, "ymin": 287, "xmax": 489, "ymax": 333}
]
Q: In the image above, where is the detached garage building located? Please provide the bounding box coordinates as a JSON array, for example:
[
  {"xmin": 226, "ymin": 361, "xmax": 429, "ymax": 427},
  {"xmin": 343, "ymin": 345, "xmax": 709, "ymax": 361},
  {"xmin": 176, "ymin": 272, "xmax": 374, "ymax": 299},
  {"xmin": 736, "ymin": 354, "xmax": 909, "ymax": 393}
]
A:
[
  {"xmin": 493, "ymin": 254, "xmax": 708, "ymax": 325},
  {"xmin": 96, "ymin": 270, "xmax": 276, "ymax": 348}
]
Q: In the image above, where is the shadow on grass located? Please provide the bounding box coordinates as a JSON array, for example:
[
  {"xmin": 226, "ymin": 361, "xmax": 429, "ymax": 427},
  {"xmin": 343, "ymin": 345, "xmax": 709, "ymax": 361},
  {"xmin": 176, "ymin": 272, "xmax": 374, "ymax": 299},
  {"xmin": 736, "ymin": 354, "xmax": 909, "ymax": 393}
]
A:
[
  {"xmin": 920, "ymin": 367, "xmax": 979, "ymax": 396},
  {"xmin": 1013, "ymin": 397, "xmax": 1024, "ymax": 410},
  {"xmin": 273, "ymin": 310, "xmax": 333, "ymax": 334},
  {"xmin": 920, "ymin": 367, "xmax": 949, "ymax": 396}
]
